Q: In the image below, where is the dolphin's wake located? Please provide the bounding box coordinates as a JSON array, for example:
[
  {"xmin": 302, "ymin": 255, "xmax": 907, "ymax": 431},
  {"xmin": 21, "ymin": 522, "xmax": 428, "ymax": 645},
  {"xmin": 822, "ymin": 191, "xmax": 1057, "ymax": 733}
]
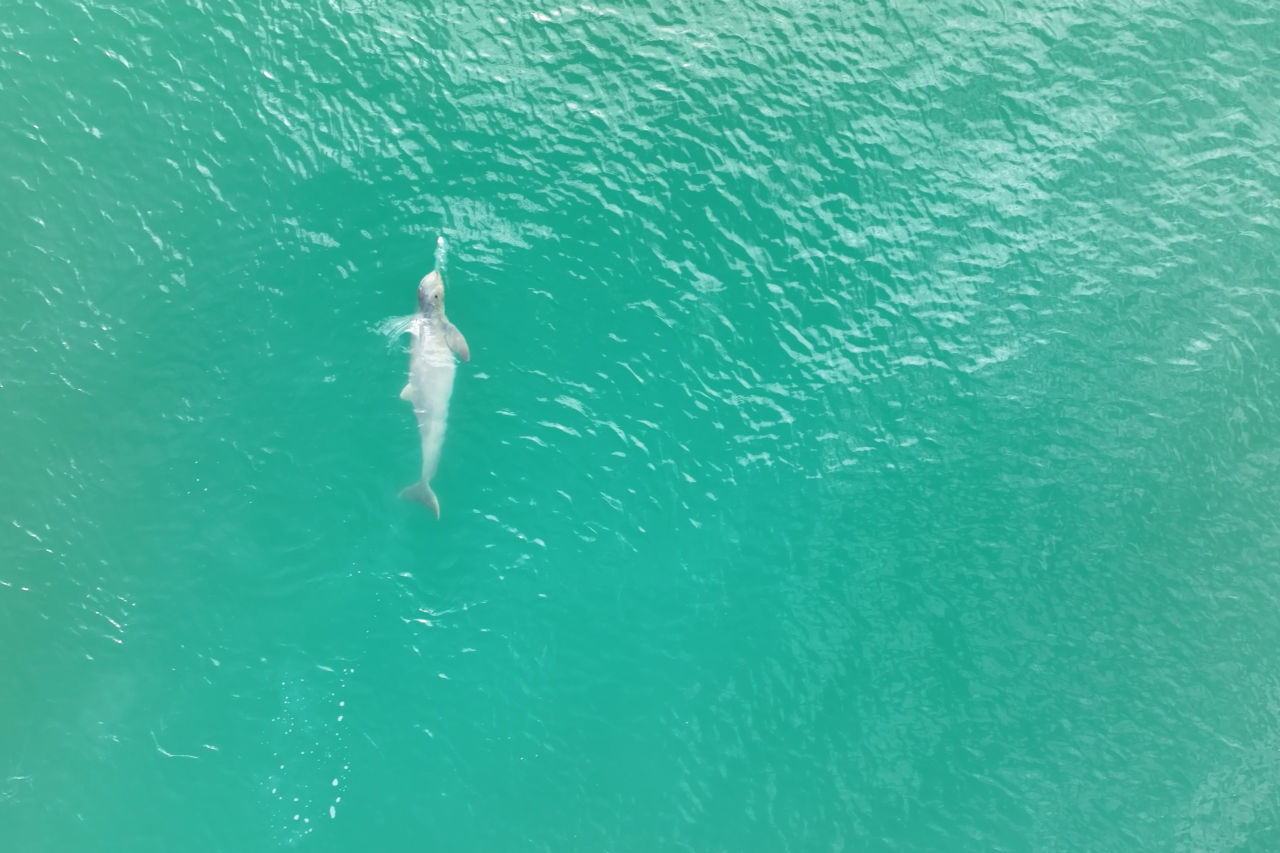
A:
[
  {"xmin": 263, "ymin": 665, "xmax": 352, "ymax": 846},
  {"xmin": 374, "ymin": 313, "xmax": 417, "ymax": 344}
]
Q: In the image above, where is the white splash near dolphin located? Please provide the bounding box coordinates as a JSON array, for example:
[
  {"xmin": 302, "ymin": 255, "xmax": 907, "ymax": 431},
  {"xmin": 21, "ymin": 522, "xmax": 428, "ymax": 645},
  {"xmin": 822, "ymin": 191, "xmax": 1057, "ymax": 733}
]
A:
[{"xmin": 391, "ymin": 267, "xmax": 469, "ymax": 517}]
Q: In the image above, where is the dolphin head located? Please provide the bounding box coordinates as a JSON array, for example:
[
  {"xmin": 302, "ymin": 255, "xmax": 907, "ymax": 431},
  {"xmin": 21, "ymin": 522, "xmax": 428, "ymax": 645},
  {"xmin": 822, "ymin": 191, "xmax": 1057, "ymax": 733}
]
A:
[{"xmin": 417, "ymin": 271, "xmax": 445, "ymax": 314}]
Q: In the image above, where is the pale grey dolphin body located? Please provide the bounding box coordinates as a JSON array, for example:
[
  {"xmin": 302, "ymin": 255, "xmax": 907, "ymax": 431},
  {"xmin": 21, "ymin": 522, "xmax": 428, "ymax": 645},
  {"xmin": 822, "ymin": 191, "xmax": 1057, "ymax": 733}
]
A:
[{"xmin": 399, "ymin": 270, "xmax": 469, "ymax": 517}]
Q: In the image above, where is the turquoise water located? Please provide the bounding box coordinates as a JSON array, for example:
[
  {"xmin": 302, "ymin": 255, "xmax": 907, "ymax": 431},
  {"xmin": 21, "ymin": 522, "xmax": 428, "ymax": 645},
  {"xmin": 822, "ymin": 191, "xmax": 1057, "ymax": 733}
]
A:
[{"xmin": 4, "ymin": 0, "xmax": 1280, "ymax": 849}]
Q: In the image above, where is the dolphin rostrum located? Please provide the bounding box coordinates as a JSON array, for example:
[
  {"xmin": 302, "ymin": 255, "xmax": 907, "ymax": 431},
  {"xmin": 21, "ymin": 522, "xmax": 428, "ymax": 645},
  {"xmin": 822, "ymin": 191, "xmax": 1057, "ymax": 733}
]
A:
[{"xmin": 399, "ymin": 269, "xmax": 469, "ymax": 517}]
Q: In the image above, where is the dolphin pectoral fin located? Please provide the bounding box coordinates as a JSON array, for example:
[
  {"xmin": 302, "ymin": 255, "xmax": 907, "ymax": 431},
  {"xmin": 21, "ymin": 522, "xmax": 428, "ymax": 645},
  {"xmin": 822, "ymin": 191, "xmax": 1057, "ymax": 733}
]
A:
[
  {"xmin": 399, "ymin": 384, "xmax": 412, "ymax": 401},
  {"xmin": 400, "ymin": 481, "xmax": 440, "ymax": 518},
  {"xmin": 444, "ymin": 322, "xmax": 470, "ymax": 363}
]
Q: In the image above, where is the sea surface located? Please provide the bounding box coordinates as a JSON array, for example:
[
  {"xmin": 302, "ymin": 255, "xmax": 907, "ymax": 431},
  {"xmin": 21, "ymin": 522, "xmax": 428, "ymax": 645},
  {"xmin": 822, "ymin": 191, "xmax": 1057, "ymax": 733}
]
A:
[{"xmin": 4, "ymin": 1, "xmax": 1280, "ymax": 850}]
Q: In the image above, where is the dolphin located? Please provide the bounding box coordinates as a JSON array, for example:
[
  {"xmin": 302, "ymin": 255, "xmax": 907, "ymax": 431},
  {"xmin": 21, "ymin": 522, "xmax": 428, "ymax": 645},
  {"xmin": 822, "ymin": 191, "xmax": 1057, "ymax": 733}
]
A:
[{"xmin": 399, "ymin": 269, "xmax": 469, "ymax": 517}]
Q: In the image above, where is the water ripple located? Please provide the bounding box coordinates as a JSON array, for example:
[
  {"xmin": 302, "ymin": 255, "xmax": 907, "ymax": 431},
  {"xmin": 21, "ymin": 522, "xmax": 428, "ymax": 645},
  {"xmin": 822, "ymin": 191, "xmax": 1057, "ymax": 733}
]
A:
[{"xmin": 6, "ymin": 0, "xmax": 1280, "ymax": 848}]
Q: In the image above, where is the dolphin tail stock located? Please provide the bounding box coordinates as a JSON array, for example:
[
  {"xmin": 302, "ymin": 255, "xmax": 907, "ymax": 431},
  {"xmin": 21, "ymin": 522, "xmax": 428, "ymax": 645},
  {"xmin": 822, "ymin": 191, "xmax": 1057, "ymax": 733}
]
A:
[{"xmin": 400, "ymin": 480, "xmax": 441, "ymax": 518}]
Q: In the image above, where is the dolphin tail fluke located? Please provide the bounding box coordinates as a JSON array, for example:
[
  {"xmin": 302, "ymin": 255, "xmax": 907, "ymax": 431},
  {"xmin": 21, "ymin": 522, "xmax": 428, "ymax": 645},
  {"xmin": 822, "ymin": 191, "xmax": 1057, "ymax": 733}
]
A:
[{"xmin": 400, "ymin": 480, "xmax": 440, "ymax": 518}]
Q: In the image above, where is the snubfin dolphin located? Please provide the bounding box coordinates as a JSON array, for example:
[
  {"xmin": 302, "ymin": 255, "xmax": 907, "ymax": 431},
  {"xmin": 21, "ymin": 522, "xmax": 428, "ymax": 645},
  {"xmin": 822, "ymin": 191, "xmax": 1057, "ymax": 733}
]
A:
[{"xmin": 399, "ymin": 269, "xmax": 469, "ymax": 517}]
